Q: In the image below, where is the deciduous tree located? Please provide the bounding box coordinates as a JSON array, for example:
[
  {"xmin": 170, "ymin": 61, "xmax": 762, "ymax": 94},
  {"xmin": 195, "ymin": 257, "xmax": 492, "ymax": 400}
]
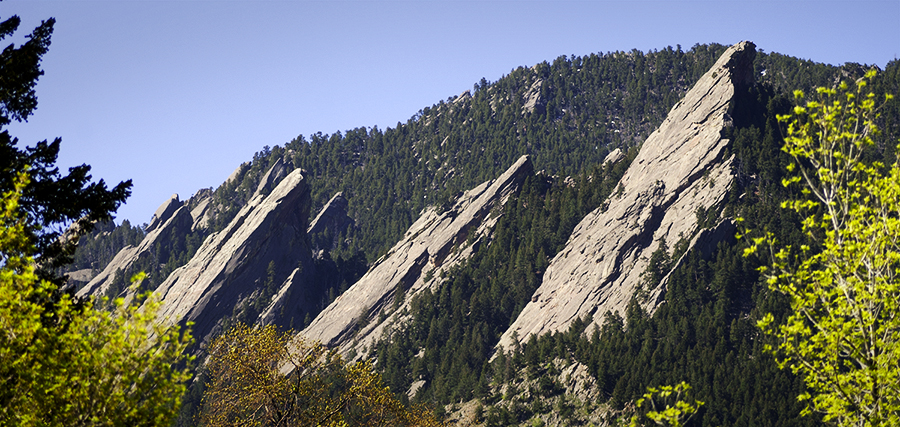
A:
[
  {"xmin": 0, "ymin": 173, "xmax": 193, "ymax": 426},
  {"xmin": 201, "ymin": 323, "xmax": 443, "ymax": 427},
  {"xmin": 745, "ymin": 70, "xmax": 900, "ymax": 426}
]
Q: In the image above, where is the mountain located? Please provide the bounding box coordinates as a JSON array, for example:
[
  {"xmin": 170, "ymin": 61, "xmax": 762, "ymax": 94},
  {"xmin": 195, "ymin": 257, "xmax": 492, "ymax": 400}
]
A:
[
  {"xmin": 302, "ymin": 155, "xmax": 533, "ymax": 358},
  {"xmin": 497, "ymin": 41, "xmax": 754, "ymax": 350},
  {"xmin": 67, "ymin": 41, "xmax": 900, "ymax": 426}
]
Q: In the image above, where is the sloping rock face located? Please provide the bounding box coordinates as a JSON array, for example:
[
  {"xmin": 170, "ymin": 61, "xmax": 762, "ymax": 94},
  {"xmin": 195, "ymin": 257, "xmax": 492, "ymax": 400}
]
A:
[
  {"xmin": 152, "ymin": 168, "xmax": 313, "ymax": 345},
  {"xmin": 308, "ymin": 192, "xmax": 353, "ymax": 251},
  {"xmin": 76, "ymin": 196, "xmax": 198, "ymax": 299},
  {"xmin": 301, "ymin": 155, "xmax": 534, "ymax": 357},
  {"xmin": 497, "ymin": 41, "xmax": 755, "ymax": 350},
  {"xmin": 146, "ymin": 194, "xmax": 182, "ymax": 233}
]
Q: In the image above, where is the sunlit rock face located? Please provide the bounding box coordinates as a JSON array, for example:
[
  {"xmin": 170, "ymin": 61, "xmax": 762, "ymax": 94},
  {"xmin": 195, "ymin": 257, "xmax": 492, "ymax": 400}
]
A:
[
  {"xmin": 301, "ymin": 155, "xmax": 534, "ymax": 358},
  {"xmin": 498, "ymin": 41, "xmax": 755, "ymax": 351},
  {"xmin": 152, "ymin": 168, "xmax": 313, "ymax": 345}
]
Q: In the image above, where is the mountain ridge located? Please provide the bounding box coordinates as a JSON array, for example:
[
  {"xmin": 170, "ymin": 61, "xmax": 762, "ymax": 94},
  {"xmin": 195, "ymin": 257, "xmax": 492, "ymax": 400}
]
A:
[{"xmin": 62, "ymin": 41, "xmax": 900, "ymax": 426}]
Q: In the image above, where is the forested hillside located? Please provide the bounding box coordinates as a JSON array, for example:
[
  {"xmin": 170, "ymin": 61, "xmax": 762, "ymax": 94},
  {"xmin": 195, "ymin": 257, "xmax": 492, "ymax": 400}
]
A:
[
  {"xmin": 65, "ymin": 43, "xmax": 900, "ymax": 426},
  {"xmin": 366, "ymin": 56, "xmax": 900, "ymax": 426}
]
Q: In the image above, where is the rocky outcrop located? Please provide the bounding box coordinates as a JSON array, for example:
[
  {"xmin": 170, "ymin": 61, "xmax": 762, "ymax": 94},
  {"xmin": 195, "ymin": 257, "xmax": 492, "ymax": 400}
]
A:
[
  {"xmin": 152, "ymin": 169, "xmax": 313, "ymax": 345},
  {"xmin": 603, "ymin": 148, "xmax": 624, "ymax": 166},
  {"xmin": 497, "ymin": 41, "xmax": 755, "ymax": 350},
  {"xmin": 522, "ymin": 78, "xmax": 544, "ymax": 115},
  {"xmin": 301, "ymin": 155, "xmax": 534, "ymax": 357},
  {"xmin": 76, "ymin": 196, "xmax": 197, "ymax": 299},
  {"xmin": 146, "ymin": 194, "xmax": 182, "ymax": 233},
  {"xmin": 255, "ymin": 157, "xmax": 289, "ymax": 197},
  {"xmin": 308, "ymin": 192, "xmax": 352, "ymax": 251}
]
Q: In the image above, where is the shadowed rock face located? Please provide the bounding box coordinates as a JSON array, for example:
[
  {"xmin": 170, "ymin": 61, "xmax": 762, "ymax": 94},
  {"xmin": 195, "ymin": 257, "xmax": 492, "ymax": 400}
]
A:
[
  {"xmin": 258, "ymin": 191, "xmax": 354, "ymax": 329},
  {"xmin": 152, "ymin": 168, "xmax": 313, "ymax": 345},
  {"xmin": 497, "ymin": 41, "xmax": 756, "ymax": 351},
  {"xmin": 300, "ymin": 155, "xmax": 534, "ymax": 357},
  {"xmin": 307, "ymin": 192, "xmax": 353, "ymax": 252}
]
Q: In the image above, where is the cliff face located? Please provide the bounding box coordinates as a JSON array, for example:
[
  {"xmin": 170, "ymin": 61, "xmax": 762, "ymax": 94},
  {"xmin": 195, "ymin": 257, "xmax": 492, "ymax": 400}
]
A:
[
  {"xmin": 76, "ymin": 194, "xmax": 199, "ymax": 299},
  {"xmin": 498, "ymin": 41, "xmax": 755, "ymax": 350},
  {"xmin": 152, "ymin": 168, "xmax": 313, "ymax": 345},
  {"xmin": 300, "ymin": 155, "xmax": 534, "ymax": 357}
]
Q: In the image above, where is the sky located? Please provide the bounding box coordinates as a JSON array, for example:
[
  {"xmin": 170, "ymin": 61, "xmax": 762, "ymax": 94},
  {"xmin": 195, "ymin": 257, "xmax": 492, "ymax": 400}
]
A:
[{"xmin": 3, "ymin": 0, "xmax": 899, "ymax": 226}]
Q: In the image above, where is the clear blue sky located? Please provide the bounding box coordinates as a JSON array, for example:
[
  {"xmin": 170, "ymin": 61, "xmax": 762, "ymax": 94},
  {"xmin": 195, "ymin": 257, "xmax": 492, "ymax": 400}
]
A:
[{"xmin": 4, "ymin": 0, "xmax": 899, "ymax": 226}]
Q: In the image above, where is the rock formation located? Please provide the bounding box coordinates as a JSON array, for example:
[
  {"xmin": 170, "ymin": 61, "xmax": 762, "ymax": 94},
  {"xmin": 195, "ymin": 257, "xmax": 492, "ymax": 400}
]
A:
[
  {"xmin": 522, "ymin": 78, "xmax": 544, "ymax": 115},
  {"xmin": 301, "ymin": 155, "xmax": 534, "ymax": 357},
  {"xmin": 76, "ymin": 195, "xmax": 198, "ymax": 299},
  {"xmin": 257, "ymin": 191, "xmax": 354, "ymax": 330},
  {"xmin": 152, "ymin": 168, "xmax": 313, "ymax": 345},
  {"xmin": 255, "ymin": 157, "xmax": 289, "ymax": 196},
  {"xmin": 307, "ymin": 192, "xmax": 353, "ymax": 252},
  {"xmin": 146, "ymin": 194, "xmax": 182, "ymax": 233},
  {"xmin": 497, "ymin": 41, "xmax": 755, "ymax": 350}
]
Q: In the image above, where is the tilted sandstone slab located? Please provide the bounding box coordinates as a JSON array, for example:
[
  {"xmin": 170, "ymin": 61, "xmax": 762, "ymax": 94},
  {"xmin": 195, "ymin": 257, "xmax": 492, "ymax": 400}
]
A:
[
  {"xmin": 497, "ymin": 41, "xmax": 755, "ymax": 350},
  {"xmin": 152, "ymin": 168, "xmax": 313, "ymax": 344},
  {"xmin": 76, "ymin": 197, "xmax": 196, "ymax": 299},
  {"xmin": 258, "ymin": 191, "xmax": 353, "ymax": 329},
  {"xmin": 301, "ymin": 155, "xmax": 533, "ymax": 357}
]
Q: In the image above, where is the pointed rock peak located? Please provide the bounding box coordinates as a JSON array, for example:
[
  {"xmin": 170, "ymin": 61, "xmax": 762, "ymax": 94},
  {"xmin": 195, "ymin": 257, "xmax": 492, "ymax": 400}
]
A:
[
  {"xmin": 152, "ymin": 166, "xmax": 312, "ymax": 345},
  {"xmin": 255, "ymin": 157, "xmax": 289, "ymax": 197},
  {"xmin": 724, "ymin": 41, "xmax": 756, "ymax": 87},
  {"xmin": 77, "ymin": 204, "xmax": 195, "ymax": 299},
  {"xmin": 497, "ymin": 41, "xmax": 751, "ymax": 352},
  {"xmin": 301, "ymin": 155, "xmax": 532, "ymax": 356},
  {"xmin": 147, "ymin": 194, "xmax": 182, "ymax": 233}
]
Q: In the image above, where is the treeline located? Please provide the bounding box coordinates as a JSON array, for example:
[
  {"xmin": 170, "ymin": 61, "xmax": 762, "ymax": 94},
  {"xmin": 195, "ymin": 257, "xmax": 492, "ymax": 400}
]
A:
[{"xmin": 72, "ymin": 45, "xmax": 885, "ymax": 299}]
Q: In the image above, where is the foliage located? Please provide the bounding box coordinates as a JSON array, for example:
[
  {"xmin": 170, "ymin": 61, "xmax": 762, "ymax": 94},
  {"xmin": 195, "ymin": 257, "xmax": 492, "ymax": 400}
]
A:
[
  {"xmin": 0, "ymin": 172, "xmax": 193, "ymax": 426},
  {"xmin": 747, "ymin": 71, "xmax": 900, "ymax": 426},
  {"xmin": 629, "ymin": 382, "xmax": 703, "ymax": 427},
  {"xmin": 200, "ymin": 323, "xmax": 443, "ymax": 427},
  {"xmin": 0, "ymin": 13, "xmax": 130, "ymax": 281}
]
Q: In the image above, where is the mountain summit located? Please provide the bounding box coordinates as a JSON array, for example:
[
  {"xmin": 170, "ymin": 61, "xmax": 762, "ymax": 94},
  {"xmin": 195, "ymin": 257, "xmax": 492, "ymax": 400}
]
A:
[{"xmin": 498, "ymin": 41, "xmax": 755, "ymax": 349}]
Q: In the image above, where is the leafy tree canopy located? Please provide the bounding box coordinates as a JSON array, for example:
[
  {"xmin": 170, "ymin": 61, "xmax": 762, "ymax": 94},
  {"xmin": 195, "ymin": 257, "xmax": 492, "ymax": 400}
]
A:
[
  {"xmin": 746, "ymin": 70, "xmax": 900, "ymax": 426},
  {"xmin": 0, "ymin": 173, "xmax": 193, "ymax": 426},
  {"xmin": 0, "ymin": 11, "xmax": 131, "ymax": 282}
]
